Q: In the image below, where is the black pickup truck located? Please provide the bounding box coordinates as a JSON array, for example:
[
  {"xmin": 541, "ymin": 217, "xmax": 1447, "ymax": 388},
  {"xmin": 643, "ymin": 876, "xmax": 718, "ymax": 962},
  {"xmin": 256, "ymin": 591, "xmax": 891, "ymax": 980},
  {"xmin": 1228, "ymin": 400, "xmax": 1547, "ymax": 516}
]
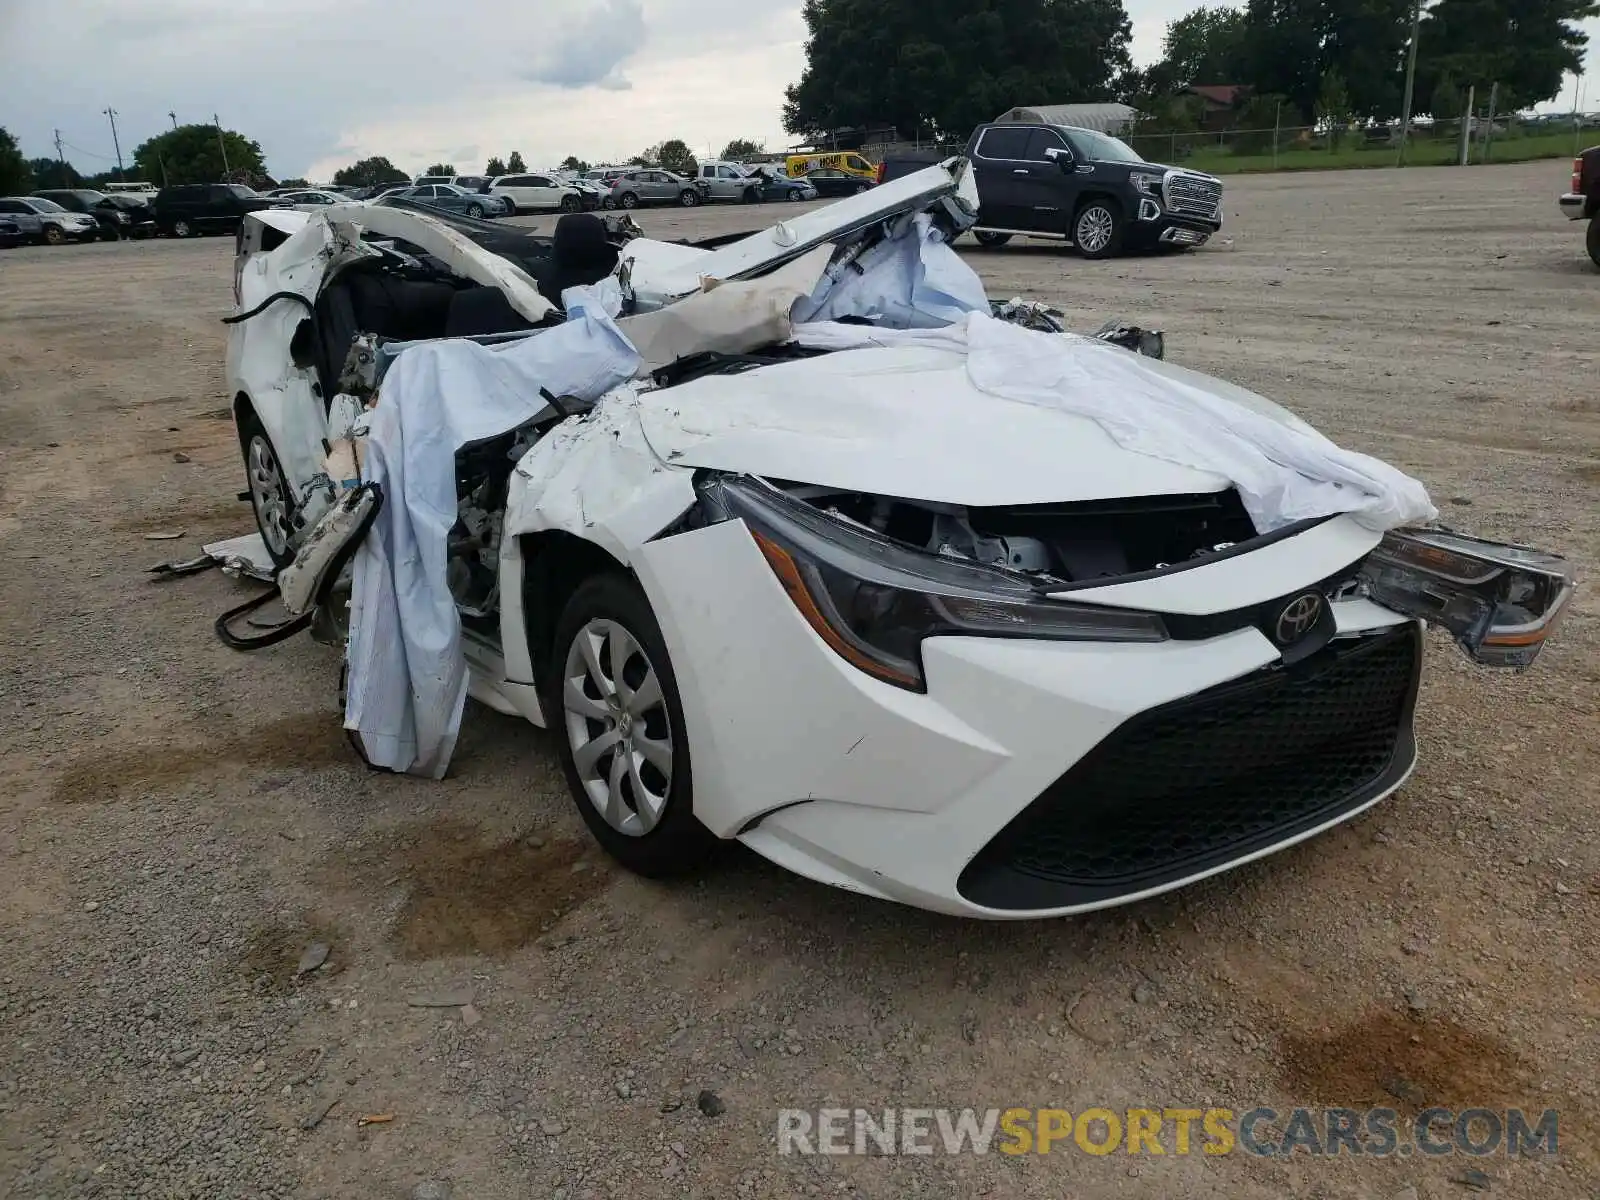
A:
[
  {"xmin": 1560, "ymin": 145, "xmax": 1600, "ymax": 267},
  {"xmin": 879, "ymin": 122, "xmax": 1224, "ymax": 258}
]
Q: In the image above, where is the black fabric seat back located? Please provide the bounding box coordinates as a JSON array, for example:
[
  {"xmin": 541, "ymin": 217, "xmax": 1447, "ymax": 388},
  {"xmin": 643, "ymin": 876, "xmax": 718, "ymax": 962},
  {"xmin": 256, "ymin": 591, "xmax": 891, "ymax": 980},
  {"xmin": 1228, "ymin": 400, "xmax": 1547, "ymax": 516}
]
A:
[{"xmin": 534, "ymin": 213, "xmax": 619, "ymax": 306}]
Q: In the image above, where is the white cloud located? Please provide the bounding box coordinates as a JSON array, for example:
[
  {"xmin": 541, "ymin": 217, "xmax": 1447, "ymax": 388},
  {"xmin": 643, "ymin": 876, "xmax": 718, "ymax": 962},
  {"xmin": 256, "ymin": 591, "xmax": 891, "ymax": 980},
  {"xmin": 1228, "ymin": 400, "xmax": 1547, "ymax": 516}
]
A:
[{"xmin": 521, "ymin": 0, "xmax": 646, "ymax": 89}]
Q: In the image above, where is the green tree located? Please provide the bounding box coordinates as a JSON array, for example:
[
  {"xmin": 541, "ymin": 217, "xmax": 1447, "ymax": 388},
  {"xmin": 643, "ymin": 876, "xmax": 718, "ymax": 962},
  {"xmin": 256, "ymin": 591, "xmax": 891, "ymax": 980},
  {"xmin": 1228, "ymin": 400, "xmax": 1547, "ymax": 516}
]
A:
[
  {"xmin": 0, "ymin": 128, "xmax": 34, "ymax": 194},
  {"xmin": 784, "ymin": 0, "xmax": 1133, "ymax": 141},
  {"xmin": 1417, "ymin": 0, "xmax": 1596, "ymax": 111},
  {"xmin": 656, "ymin": 139, "xmax": 697, "ymax": 175},
  {"xmin": 424, "ymin": 162, "xmax": 458, "ymax": 176},
  {"xmin": 1161, "ymin": 6, "xmax": 1250, "ymax": 87},
  {"xmin": 1315, "ymin": 66, "xmax": 1353, "ymax": 147},
  {"xmin": 629, "ymin": 148, "xmax": 655, "ymax": 166},
  {"xmin": 559, "ymin": 155, "xmax": 591, "ymax": 173},
  {"xmin": 278, "ymin": 177, "xmax": 310, "ymax": 188},
  {"xmin": 28, "ymin": 157, "xmax": 83, "ymax": 189},
  {"xmin": 331, "ymin": 156, "xmax": 410, "ymax": 188},
  {"xmin": 130, "ymin": 124, "xmax": 266, "ymax": 186},
  {"xmin": 1429, "ymin": 71, "xmax": 1463, "ymax": 120},
  {"xmin": 485, "ymin": 156, "xmax": 507, "ymax": 176},
  {"xmin": 507, "ymin": 150, "xmax": 527, "ymax": 173},
  {"xmin": 1236, "ymin": 0, "xmax": 1411, "ymax": 121},
  {"xmin": 720, "ymin": 137, "xmax": 765, "ymax": 160}
]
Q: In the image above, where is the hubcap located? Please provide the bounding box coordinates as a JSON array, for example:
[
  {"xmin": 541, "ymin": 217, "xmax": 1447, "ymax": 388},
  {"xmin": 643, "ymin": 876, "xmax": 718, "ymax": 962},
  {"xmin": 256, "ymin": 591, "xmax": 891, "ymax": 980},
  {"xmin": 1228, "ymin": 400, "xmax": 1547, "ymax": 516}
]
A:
[
  {"xmin": 246, "ymin": 434, "xmax": 292, "ymax": 556},
  {"xmin": 1077, "ymin": 207, "xmax": 1114, "ymax": 253},
  {"xmin": 562, "ymin": 619, "xmax": 673, "ymax": 837}
]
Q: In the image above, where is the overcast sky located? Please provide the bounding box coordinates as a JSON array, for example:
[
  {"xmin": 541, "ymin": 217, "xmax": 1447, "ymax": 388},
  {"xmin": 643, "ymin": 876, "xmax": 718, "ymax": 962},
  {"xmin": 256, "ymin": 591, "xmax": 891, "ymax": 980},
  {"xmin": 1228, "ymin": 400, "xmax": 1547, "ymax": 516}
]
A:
[{"xmin": 0, "ymin": 0, "xmax": 1593, "ymax": 181}]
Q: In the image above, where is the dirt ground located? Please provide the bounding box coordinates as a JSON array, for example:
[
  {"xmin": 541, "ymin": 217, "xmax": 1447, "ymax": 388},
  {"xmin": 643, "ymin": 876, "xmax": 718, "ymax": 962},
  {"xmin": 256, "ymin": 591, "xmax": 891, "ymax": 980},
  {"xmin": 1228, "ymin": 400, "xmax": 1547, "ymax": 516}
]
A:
[{"xmin": 0, "ymin": 161, "xmax": 1595, "ymax": 1200}]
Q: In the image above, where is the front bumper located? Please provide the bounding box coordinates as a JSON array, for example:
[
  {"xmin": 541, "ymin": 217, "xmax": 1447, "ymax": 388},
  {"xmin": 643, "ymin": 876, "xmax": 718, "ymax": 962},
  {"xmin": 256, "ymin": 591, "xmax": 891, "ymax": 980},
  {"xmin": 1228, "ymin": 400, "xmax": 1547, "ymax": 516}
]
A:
[
  {"xmin": 1132, "ymin": 196, "xmax": 1221, "ymax": 245},
  {"xmin": 636, "ymin": 517, "xmax": 1418, "ymax": 919},
  {"xmin": 1560, "ymin": 193, "xmax": 1588, "ymax": 221}
]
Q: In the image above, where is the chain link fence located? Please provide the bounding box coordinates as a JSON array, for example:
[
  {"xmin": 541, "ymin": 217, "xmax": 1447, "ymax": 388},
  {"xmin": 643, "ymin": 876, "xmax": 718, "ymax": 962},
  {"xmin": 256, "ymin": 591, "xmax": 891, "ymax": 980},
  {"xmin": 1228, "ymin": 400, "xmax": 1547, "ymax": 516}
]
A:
[{"xmin": 1123, "ymin": 112, "xmax": 1599, "ymax": 174}]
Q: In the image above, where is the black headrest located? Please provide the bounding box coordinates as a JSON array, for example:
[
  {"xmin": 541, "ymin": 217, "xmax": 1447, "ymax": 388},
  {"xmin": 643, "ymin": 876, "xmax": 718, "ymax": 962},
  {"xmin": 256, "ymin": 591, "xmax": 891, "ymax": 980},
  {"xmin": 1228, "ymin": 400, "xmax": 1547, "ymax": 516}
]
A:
[{"xmin": 552, "ymin": 213, "xmax": 611, "ymax": 266}]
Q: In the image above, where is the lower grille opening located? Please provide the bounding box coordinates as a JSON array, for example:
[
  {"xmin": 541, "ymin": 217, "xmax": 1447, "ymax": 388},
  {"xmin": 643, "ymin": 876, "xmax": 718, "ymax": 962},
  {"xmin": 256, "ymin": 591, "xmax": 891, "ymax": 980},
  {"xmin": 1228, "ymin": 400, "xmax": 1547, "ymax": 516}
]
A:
[{"xmin": 958, "ymin": 624, "xmax": 1421, "ymax": 911}]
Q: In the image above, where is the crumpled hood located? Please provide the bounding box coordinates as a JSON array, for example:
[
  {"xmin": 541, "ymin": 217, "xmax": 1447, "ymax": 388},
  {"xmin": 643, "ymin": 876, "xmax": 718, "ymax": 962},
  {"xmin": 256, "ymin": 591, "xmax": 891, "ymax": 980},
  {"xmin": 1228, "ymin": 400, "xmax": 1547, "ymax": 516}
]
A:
[
  {"xmin": 639, "ymin": 315, "xmax": 1434, "ymax": 533},
  {"xmin": 636, "ymin": 343, "xmax": 1234, "ymax": 507}
]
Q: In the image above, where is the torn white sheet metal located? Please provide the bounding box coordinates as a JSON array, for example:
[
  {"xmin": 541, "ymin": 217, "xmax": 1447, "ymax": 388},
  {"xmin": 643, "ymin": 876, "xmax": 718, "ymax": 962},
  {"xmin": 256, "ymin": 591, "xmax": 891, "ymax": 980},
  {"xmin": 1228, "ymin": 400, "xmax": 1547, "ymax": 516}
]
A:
[
  {"xmin": 791, "ymin": 213, "xmax": 987, "ymax": 329},
  {"xmin": 622, "ymin": 160, "xmax": 973, "ymax": 309},
  {"xmin": 503, "ymin": 385, "xmax": 697, "ymax": 566},
  {"xmin": 646, "ymin": 315, "xmax": 1434, "ymax": 531},
  {"xmin": 616, "ymin": 245, "xmax": 833, "ymax": 371},
  {"xmin": 327, "ymin": 204, "xmax": 556, "ymax": 325},
  {"xmin": 346, "ymin": 313, "xmax": 640, "ymax": 778},
  {"xmin": 203, "ymin": 532, "xmax": 277, "ymax": 581}
]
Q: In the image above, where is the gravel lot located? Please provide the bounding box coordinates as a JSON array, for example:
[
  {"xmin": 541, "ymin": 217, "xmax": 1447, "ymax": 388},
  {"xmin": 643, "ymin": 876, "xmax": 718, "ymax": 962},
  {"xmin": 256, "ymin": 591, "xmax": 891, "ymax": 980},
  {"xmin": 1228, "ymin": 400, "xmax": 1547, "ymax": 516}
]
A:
[{"xmin": 1, "ymin": 160, "xmax": 1596, "ymax": 1200}]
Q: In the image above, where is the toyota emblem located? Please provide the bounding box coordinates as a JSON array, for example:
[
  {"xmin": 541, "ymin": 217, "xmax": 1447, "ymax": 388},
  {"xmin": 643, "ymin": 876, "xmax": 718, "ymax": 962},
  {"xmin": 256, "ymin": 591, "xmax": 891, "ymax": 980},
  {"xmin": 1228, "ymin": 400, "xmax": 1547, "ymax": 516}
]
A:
[{"xmin": 1274, "ymin": 593, "xmax": 1324, "ymax": 645}]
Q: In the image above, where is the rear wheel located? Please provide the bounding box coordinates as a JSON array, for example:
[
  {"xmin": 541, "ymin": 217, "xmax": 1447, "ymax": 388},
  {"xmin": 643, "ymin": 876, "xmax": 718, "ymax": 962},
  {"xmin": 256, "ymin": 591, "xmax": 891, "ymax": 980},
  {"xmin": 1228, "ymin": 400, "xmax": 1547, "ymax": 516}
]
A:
[
  {"xmin": 974, "ymin": 231, "xmax": 1013, "ymax": 248},
  {"xmin": 1073, "ymin": 199, "xmax": 1123, "ymax": 259},
  {"xmin": 170, "ymin": 218, "xmax": 193, "ymax": 238},
  {"xmin": 549, "ymin": 573, "xmax": 716, "ymax": 876},
  {"xmin": 1588, "ymin": 216, "xmax": 1600, "ymax": 268},
  {"xmin": 239, "ymin": 410, "xmax": 296, "ymax": 569}
]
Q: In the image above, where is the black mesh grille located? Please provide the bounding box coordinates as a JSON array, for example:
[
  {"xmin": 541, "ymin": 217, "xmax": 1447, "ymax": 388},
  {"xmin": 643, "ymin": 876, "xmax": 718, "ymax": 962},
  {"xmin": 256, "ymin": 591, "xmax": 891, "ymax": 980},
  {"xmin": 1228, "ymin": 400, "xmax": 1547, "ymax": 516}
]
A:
[{"xmin": 958, "ymin": 625, "xmax": 1420, "ymax": 910}]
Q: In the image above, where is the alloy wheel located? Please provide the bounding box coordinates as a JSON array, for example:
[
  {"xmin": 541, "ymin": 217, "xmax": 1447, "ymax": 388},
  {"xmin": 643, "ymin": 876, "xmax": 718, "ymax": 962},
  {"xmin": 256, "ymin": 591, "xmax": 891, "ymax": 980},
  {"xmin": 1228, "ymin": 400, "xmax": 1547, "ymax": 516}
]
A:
[
  {"xmin": 1076, "ymin": 206, "xmax": 1115, "ymax": 254},
  {"xmin": 246, "ymin": 433, "xmax": 292, "ymax": 558},
  {"xmin": 561, "ymin": 618, "xmax": 673, "ymax": 837}
]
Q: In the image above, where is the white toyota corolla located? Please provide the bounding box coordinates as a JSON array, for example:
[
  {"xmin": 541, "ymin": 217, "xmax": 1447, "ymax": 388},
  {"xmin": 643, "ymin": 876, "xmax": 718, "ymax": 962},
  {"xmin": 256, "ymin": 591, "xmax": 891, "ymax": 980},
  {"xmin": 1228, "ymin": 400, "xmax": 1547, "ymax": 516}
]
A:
[{"xmin": 223, "ymin": 164, "xmax": 1572, "ymax": 918}]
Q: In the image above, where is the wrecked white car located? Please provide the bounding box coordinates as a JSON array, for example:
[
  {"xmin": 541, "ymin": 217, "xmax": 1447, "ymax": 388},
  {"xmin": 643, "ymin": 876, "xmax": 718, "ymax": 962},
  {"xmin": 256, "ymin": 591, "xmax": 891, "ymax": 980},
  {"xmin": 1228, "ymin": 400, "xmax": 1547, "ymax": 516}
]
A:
[{"xmin": 223, "ymin": 167, "xmax": 1572, "ymax": 918}]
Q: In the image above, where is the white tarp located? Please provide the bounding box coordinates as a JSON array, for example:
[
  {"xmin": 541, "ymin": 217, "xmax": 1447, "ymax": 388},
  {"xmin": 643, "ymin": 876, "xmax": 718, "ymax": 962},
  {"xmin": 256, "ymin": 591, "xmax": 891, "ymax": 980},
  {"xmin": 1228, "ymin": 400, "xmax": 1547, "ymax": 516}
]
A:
[
  {"xmin": 345, "ymin": 315, "xmax": 640, "ymax": 777},
  {"xmin": 793, "ymin": 314, "xmax": 1436, "ymax": 533},
  {"xmin": 791, "ymin": 214, "xmax": 987, "ymax": 329}
]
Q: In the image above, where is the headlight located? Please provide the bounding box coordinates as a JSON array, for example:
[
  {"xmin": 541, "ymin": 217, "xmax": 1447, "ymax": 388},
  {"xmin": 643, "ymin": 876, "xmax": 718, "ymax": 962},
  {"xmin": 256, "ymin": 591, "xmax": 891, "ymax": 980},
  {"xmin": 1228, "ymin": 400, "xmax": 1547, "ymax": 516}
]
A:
[
  {"xmin": 701, "ymin": 476, "xmax": 1167, "ymax": 691},
  {"xmin": 1131, "ymin": 173, "xmax": 1163, "ymax": 197}
]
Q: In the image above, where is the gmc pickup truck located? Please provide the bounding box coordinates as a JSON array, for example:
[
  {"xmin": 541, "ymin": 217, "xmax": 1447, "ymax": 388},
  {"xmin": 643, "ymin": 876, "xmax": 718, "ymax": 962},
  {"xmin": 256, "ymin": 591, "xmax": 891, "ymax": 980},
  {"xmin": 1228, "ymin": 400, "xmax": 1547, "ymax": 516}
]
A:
[
  {"xmin": 1560, "ymin": 145, "xmax": 1600, "ymax": 267},
  {"xmin": 878, "ymin": 122, "xmax": 1223, "ymax": 258}
]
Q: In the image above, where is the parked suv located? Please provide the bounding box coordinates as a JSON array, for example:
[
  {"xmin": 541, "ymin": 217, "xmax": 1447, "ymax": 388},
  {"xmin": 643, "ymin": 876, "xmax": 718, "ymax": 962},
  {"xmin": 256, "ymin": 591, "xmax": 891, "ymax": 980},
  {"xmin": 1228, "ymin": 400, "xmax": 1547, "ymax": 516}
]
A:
[
  {"xmin": 31, "ymin": 188, "xmax": 141, "ymax": 241},
  {"xmin": 153, "ymin": 183, "xmax": 273, "ymax": 237},
  {"xmin": 1559, "ymin": 146, "xmax": 1600, "ymax": 267},
  {"xmin": 0, "ymin": 196, "xmax": 99, "ymax": 244},
  {"xmin": 488, "ymin": 173, "xmax": 585, "ymax": 214},
  {"xmin": 962, "ymin": 122, "xmax": 1224, "ymax": 258},
  {"xmin": 602, "ymin": 169, "xmax": 704, "ymax": 210},
  {"xmin": 696, "ymin": 161, "xmax": 764, "ymax": 204}
]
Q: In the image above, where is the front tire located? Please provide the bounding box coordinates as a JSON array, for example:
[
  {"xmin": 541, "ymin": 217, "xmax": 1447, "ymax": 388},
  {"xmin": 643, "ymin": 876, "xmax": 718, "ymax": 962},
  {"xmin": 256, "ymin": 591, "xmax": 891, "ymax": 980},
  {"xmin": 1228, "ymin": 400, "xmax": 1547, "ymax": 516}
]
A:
[
  {"xmin": 560, "ymin": 195, "xmax": 581, "ymax": 213},
  {"xmin": 1588, "ymin": 216, "xmax": 1600, "ymax": 268},
  {"xmin": 467, "ymin": 202, "xmax": 485, "ymax": 218},
  {"xmin": 43, "ymin": 226, "xmax": 65, "ymax": 246},
  {"xmin": 619, "ymin": 192, "xmax": 639, "ymax": 210},
  {"xmin": 1073, "ymin": 200, "xmax": 1123, "ymax": 259},
  {"xmin": 974, "ymin": 231, "xmax": 1013, "ymax": 248},
  {"xmin": 679, "ymin": 189, "xmax": 701, "ymax": 207},
  {"xmin": 170, "ymin": 219, "xmax": 193, "ymax": 238},
  {"xmin": 239, "ymin": 410, "xmax": 297, "ymax": 569},
  {"xmin": 549, "ymin": 573, "xmax": 715, "ymax": 877}
]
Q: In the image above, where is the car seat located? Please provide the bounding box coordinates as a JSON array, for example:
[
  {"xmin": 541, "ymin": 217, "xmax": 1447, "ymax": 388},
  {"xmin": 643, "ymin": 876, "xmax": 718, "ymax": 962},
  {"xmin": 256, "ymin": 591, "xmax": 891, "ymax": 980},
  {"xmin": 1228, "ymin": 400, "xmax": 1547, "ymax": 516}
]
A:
[{"xmin": 533, "ymin": 213, "xmax": 619, "ymax": 307}]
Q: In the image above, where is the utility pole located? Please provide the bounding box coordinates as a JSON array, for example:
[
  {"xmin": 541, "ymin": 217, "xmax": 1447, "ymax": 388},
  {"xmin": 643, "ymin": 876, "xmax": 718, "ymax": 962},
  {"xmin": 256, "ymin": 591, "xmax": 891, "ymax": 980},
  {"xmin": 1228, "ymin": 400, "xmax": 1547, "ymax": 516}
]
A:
[
  {"xmin": 53, "ymin": 129, "xmax": 65, "ymax": 170},
  {"xmin": 104, "ymin": 107, "xmax": 125, "ymax": 180},
  {"xmin": 1397, "ymin": 0, "xmax": 1423, "ymax": 165},
  {"xmin": 213, "ymin": 113, "xmax": 230, "ymax": 178},
  {"xmin": 1481, "ymin": 82, "xmax": 1499, "ymax": 162},
  {"xmin": 1459, "ymin": 85, "xmax": 1474, "ymax": 165},
  {"xmin": 169, "ymin": 111, "xmax": 178, "ymax": 131}
]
